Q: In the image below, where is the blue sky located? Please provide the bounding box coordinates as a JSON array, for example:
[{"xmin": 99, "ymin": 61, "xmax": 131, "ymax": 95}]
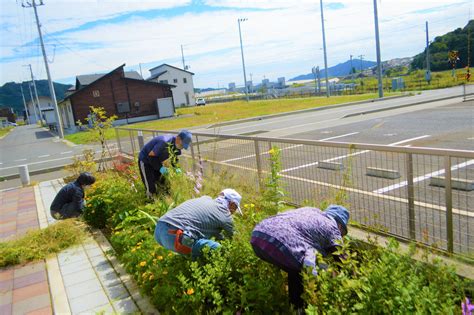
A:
[{"xmin": 1, "ymin": 0, "xmax": 472, "ymax": 88}]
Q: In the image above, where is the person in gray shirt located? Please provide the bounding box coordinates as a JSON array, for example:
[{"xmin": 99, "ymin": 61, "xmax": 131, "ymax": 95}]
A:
[{"xmin": 154, "ymin": 189, "xmax": 242, "ymax": 257}]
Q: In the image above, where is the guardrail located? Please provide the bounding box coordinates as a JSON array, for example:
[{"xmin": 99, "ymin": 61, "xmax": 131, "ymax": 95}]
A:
[{"xmin": 116, "ymin": 127, "xmax": 474, "ymax": 255}]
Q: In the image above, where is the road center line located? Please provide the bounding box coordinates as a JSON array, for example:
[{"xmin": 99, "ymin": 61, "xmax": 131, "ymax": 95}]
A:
[
  {"xmin": 60, "ymin": 151, "xmax": 73, "ymax": 155},
  {"xmin": 38, "ymin": 154, "xmax": 50, "ymax": 158},
  {"xmin": 280, "ymin": 135, "xmax": 430, "ymax": 173},
  {"xmin": 374, "ymin": 159, "xmax": 474, "ymax": 194},
  {"xmin": 14, "ymin": 158, "xmax": 27, "ymax": 162},
  {"xmin": 221, "ymin": 132, "xmax": 359, "ymax": 163}
]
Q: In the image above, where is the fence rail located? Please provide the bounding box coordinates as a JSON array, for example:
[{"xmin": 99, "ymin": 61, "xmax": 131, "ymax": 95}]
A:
[{"xmin": 115, "ymin": 127, "xmax": 474, "ymax": 256}]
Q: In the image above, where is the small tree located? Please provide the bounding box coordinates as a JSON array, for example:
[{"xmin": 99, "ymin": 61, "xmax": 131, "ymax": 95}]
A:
[{"xmin": 78, "ymin": 106, "xmax": 117, "ymax": 171}]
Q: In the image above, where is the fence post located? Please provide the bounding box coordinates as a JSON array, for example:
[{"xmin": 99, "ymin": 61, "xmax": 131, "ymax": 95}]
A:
[
  {"xmin": 115, "ymin": 128, "xmax": 122, "ymax": 154},
  {"xmin": 19, "ymin": 165, "xmax": 30, "ymax": 186},
  {"xmin": 129, "ymin": 130, "xmax": 136, "ymax": 156},
  {"xmin": 254, "ymin": 140, "xmax": 263, "ymax": 190},
  {"xmin": 137, "ymin": 130, "xmax": 144, "ymax": 150},
  {"xmin": 190, "ymin": 140, "xmax": 197, "ymax": 174},
  {"xmin": 444, "ymin": 155, "xmax": 454, "ymax": 253},
  {"xmin": 406, "ymin": 153, "xmax": 416, "ymax": 240}
]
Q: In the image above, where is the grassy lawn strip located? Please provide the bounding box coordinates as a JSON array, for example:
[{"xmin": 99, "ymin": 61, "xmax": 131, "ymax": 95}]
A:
[
  {"xmin": 0, "ymin": 127, "xmax": 13, "ymax": 138},
  {"xmin": 0, "ymin": 219, "xmax": 87, "ymax": 267},
  {"xmin": 65, "ymin": 93, "xmax": 401, "ymax": 144}
]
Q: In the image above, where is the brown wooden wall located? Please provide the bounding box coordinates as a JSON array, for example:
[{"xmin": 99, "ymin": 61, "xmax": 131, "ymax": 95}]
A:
[{"xmin": 70, "ymin": 69, "xmax": 173, "ymax": 123}]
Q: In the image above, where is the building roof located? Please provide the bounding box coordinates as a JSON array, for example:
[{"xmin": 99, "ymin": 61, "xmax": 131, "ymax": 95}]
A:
[
  {"xmin": 77, "ymin": 71, "xmax": 142, "ymax": 86},
  {"xmin": 146, "ymin": 70, "xmax": 167, "ymax": 81},
  {"xmin": 148, "ymin": 63, "xmax": 194, "ymax": 75}
]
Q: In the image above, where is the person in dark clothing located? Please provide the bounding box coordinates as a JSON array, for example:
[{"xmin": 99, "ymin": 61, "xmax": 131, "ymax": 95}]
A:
[
  {"xmin": 50, "ymin": 172, "xmax": 96, "ymax": 219},
  {"xmin": 138, "ymin": 130, "xmax": 192, "ymax": 198},
  {"xmin": 250, "ymin": 205, "xmax": 349, "ymax": 311}
]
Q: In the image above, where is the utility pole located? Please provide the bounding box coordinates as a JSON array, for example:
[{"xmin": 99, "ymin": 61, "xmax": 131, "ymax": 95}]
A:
[
  {"xmin": 22, "ymin": 0, "xmax": 64, "ymax": 138},
  {"xmin": 180, "ymin": 44, "xmax": 186, "ymax": 69},
  {"xmin": 27, "ymin": 81, "xmax": 39, "ymax": 123},
  {"xmin": 319, "ymin": 0, "xmax": 330, "ymax": 97},
  {"xmin": 373, "ymin": 0, "xmax": 383, "ymax": 98},
  {"xmin": 238, "ymin": 18, "xmax": 249, "ymax": 102},
  {"xmin": 26, "ymin": 64, "xmax": 43, "ymax": 125},
  {"xmin": 139, "ymin": 63, "xmax": 143, "ymax": 78},
  {"xmin": 350, "ymin": 54, "xmax": 353, "ymax": 79},
  {"xmin": 20, "ymin": 84, "xmax": 30, "ymax": 124},
  {"xmin": 425, "ymin": 21, "xmax": 431, "ymax": 84},
  {"xmin": 359, "ymin": 54, "xmax": 364, "ymax": 73}
]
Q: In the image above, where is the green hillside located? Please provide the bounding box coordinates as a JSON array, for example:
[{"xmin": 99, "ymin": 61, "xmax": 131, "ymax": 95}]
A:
[
  {"xmin": 411, "ymin": 20, "xmax": 473, "ymax": 71},
  {"xmin": 0, "ymin": 80, "xmax": 72, "ymax": 114}
]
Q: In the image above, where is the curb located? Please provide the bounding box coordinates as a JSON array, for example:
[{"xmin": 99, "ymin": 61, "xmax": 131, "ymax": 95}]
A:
[
  {"xmin": 207, "ymin": 94, "xmax": 411, "ymax": 129},
  {"xmin": 1, "ymin": 156, "xmax": 117, "ymax": 181},
  {"xmin": 342, "ymin": 94, "xmax": 468, "ymax": 118}
]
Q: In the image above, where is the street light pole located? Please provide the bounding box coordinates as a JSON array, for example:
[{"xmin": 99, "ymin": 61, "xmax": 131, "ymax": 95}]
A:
[
  {"xmin": 238, "ymin": 18, "xmax": 250, "ymax": 102},
  {"xmin": 23, "ymin": 0, "xmax": 64, "ymax": 137},
  {"xmin": 373, "ymin": 0, "xmax": 384, "ymax": 98},
  {"xmin": 319, "ymin": 0, "xmax": 330, "ymax": 97},
  {"xmin": 20, "ymin": 84, "xmax": 30, "ymax": 124}
]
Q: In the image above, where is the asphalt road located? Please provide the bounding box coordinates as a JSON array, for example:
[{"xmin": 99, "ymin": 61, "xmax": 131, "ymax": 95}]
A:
[{"xmin": 0, "ymin": 125, "xmax": 99, "ymax": 178}]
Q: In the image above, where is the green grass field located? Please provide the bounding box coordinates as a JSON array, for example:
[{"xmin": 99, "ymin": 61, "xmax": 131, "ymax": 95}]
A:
[
  {"xmin": 0, "ymin": 127, "xmax": 13, "ymax": 138},
  {"xmin": 65, "ymin": 92, "xmax": 402, "ymax": 144}
]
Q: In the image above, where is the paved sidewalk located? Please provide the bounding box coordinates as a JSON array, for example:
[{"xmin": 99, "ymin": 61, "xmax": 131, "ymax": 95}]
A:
[{"xmin": 0, "ymin": 180, "xmax": 158, "ymax": 314}]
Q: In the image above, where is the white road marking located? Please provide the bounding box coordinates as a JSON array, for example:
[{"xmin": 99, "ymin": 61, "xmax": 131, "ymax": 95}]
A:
[
  {"xmin": 281, "ymin": 135, "xmax": 430, "ymax": 173},
  {"xmin": 221, "ymin": 132, "xmax": 360, "ymax": 163},
  {"xmin": 14, "ymin": 158, "xmax": 27, "ymax": 162},
  {"xmin": 374, "ymin": 159, "xmax": 474, "ymax": 194},
  {"xmin": 38, "ymin": 154, "xmax": 50, "ymax": 158},
  {"xmin": 60, "ymin": 151, "xmax": 73, "ymax": 155}
]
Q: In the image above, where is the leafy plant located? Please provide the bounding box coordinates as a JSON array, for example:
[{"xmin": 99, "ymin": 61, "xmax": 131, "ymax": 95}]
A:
[{"xmin": 63, "ymin": 149, "xmax": 96, "ymax": 183}]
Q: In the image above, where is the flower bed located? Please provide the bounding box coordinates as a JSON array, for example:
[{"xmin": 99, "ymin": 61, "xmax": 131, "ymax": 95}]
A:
[{"xmin": 83, "ymin": 158, "xmax": 470, "ymax": 314}]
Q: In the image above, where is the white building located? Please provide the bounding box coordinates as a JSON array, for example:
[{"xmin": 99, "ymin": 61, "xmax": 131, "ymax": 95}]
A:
[
  {"xmin": 26, "ymin": 96, "xmax": 54, "ymax": 124},
  {"xmin": 147, "ymin": 64, "xmax": 195, "ymax": 107}
]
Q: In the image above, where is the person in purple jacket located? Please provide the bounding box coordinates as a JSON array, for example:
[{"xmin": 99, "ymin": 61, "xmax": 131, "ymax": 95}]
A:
[
  {"xmin": 250, "ymin": 205, "xmax": 349, "ymax": 311},
  {"xmin": 138, "ymin": 130, "xmax": 192, "ymax": 198}
]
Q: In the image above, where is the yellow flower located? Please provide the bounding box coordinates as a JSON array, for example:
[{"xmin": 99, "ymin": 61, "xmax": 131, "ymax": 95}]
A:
[
  {"xmin": 157, "ymin": 256, "xmax": 163, "ymax": 260},
  {"xmin": 250, "ymin": 204, "xmax": 255, "ymax": 208},
  {"xmin": 168, "ymin": 253, "xmax": 173, "ymax": 257},
  {"xmin": 131, "ymin": 248, "xmax": 136, "ymax": 253},
  {"xmin": 268, "ymin": 148, "xmax": 275, "ymax": 155},
  {"xmin": 139, "ymin": 261, "xmax": 147, "ymax": 267},
  {"xmin": 149, "ymin": 275, "xmax": 154, "ymax": 281},
  {"xmin": 142, "ymin": 272, "xmax": 147, "ymax": 278},
  {"xmin": 186, "ymin": 288, "xmax": 194, "ymax": 295},
  {"xmin": 162, "ymin": 271, "xmax": 168, "ymax": 275},
  {"xmin": 244, "ymin": 204, "xmax": 249, "ymax": 208},
  {"xmin": 114, "ymin": 231, "xmax": 120, "ymax": 235},
  {"xmin": 152, "ymin": 259, "xmax": 157, "ymax": 263}
]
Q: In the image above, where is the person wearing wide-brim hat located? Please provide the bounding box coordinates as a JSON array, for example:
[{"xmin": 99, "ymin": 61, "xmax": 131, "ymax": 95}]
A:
[{"xmin": 250, "ymin": 205, "xmax": 349, "ymax": 311}]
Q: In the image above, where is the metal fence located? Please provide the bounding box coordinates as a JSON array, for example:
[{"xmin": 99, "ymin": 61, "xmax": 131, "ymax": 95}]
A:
[{"xmin": 116, "ymin": 127, "xmax": 474, "ymax": 256}]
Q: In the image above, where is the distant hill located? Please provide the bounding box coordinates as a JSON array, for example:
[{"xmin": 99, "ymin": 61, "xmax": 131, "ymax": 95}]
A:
[
  {"xmin": 0, "ymin": 80, "xmax": 72, "ymax": 114},
  {"xmin": 290, "ymin": 59, "xmax": 377, "ymax": 81},
  {"xmin": 411, "ymin": 20, "xmax": 473, "ymax": 71}
]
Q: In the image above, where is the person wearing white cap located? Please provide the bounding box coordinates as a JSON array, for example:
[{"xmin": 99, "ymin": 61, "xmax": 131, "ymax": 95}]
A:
[{"xmin": 154, "ymin": 188, "xmax": 242, "ymax": 258}]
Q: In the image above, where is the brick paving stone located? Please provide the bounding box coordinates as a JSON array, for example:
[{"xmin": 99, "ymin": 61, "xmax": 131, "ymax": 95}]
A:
[
  {"xmin": 0, "ymin": 280, "xmax": 13, "ymax": 292},
  {"xmin": 0, "ymin": 290, "xmax": 12, "ymax": 306},
  {"xmin": 12, "ymin": 293, "xmax": 50, "ymax": 314},
  {"xmin": 0, "ymin": 303, "xmax": 12, "ymax": 315},
  {"xmin": 26, "ymin": 306, "xmax": 52, "ymax": 315},
  {"xmin": 14, "ymin": 263, "xmax": 45, "ymax": 279},
  {"xmin": 13, "ymin": 271, "xmax": 47, "ymax": 289},
  {"xmin": 12, "ymin": 281, "xmax": 49, "ymax": 303},
  {"xmin": 0, "ymin": 269, "xmax": 13, "ymax": 282}
]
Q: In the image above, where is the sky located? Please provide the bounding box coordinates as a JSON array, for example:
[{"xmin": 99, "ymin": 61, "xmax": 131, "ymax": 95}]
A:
[{"xmin": 0, "ymin": 0, "xmax": 473, "ymax": 89}]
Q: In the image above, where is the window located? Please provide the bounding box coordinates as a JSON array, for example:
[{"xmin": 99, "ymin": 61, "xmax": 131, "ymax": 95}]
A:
[
  {"xmin": 183, "ymin": 78, "xmax": 187, "ymax": 83},
  {"xmin": 173, "ymin": 78, "xmax": 178, "ymax": 83},
  {"xmin": 134, "ymin": 101, "xmax": 140, "ymax": 112},
  {"xmin": 159, "ymin": 80, "xmax": 168, "ymax": 84},
  {"xmin": 92, "ymin": 90, "xmax": 100, "ymax": 97}
]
